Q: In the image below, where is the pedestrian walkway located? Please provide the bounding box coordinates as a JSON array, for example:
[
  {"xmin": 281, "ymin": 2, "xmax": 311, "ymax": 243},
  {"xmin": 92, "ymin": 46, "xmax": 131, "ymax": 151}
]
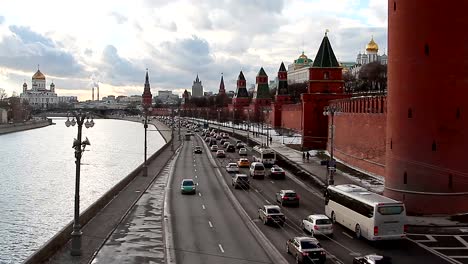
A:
[{"xmin": 40, "ymin": 120, "xmax": 180, "ymax": 264}]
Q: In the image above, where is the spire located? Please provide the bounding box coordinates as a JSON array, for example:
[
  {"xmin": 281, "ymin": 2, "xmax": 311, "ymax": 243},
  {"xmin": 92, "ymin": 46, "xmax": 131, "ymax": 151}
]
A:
[
  {"xmin": 219, "ymin": 73, "xmax": 226, "ymax": 94},
  {"xmin": 142, "ymin": 69, "xmax": 152, "ymax": 107},
  {"xmin": 195, "ymin": 74, "xmax": 199, "ymax": 82},
  {"xmin": 312, "ymin": 31, "xmax": 340, "ymax": 68},
  {"xmin": 238, "ymin": 71, "xmax": 245, "ymax": 81},
  {"xmin": 257, "ymin": 67, "xmax": 267, "ymax": 77},
  {"xmin": 279, "ymin": 62, "xmax": 286, "ymax": 72}
]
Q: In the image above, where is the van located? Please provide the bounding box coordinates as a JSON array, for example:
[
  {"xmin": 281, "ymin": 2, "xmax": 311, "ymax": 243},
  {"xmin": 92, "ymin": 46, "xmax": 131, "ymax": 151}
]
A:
[
  {"xmin": 232, "ymin": 174, "xmax": 250, "ymax": 189},
  {"xmin": 249, "ymin": 162, "xmax": 265, "ymax": 179}
]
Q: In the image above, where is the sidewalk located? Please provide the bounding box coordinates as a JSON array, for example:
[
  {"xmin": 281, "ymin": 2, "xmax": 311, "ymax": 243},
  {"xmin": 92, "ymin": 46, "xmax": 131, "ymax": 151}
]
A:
[
  {"xmin": 201, "ymin": 120, "xmax": 468, "ymax": 232},
  {"xmin": 37, "ymin": 120, "xmax": 180, "ymax": 264}
]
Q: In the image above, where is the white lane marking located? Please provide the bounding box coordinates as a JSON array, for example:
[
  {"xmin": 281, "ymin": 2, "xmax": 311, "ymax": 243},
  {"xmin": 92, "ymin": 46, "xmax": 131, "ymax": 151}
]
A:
[
  {"xmin": 195, "ymin": 175, "xmax": 198, "ymax": 178},
  {"xmin": 270, "ymin": 181, "xmax": 275, "ymax": 184},
  {"xmin": 411, "ymin": 235, "xmax": 437, "ymax": 242},
  {"xmin": 265, "ymin": 199, "xmax": 270, "ymax": 204},
  {"xmin": 198, "ymin": 192, "xmax": 202, "ymax": 196},
  {"xmin": 408, "ymin": 237, "xmax": 463, "ymax": 264},
  {"xmin": 254, "ymin": 189, "xmax": 259, "ymax": 193},
  {"xmin": 455, "ymin": 236, "xmax": 468, "ymax": 247},
  {"xmin": 218, "ymin": 244, "xmax": 225, "ymax": 253},
  {"xmin": 460, "ymin": 228, "xmax": 468, "ymax": 233},
  {"xmin": 209, "ymin": 221, "xmax": 213, "ymax": 228},
  {"xmin": 342, "ymin": 232, "xmax": 354, "ymax": 239},
  {"xmin": 202, "ymin": 204, "xmax": 205, "ymax": 210},
  {"xmin": 450, "ymin": 256, "xmax": 468, "ymax": 259}
]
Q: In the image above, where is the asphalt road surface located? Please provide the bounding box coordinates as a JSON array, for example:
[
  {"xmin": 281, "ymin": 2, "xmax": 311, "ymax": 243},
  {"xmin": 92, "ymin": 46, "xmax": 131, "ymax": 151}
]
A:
[
  {"xmin": 203, "ymin": 130, "xmax": 451, "ymax": 264},
  {"xmin": 168, "ymin": 134, "xmax": 272, "ymax": 264}
]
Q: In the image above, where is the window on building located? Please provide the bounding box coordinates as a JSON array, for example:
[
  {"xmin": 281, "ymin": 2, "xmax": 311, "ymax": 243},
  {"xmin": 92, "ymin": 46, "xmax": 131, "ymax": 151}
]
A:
[{"xmin": 324, "ymin": 72, "xmax": 329, "ymax": 80}]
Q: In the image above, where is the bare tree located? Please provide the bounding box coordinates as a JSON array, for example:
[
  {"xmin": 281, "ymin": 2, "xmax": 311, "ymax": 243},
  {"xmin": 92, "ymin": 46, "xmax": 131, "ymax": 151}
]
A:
[{"xmin": 0, "ymin": 88, "xmax": 7, "ymax": 100}]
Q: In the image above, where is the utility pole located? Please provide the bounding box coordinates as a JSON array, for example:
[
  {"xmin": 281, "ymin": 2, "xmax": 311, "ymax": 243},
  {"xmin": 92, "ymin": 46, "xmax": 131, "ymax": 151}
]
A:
[
  {"xmin": 171, "ymin": 107, "xmax": 174, "ymax": 151},
  {"xmin": 323, "ymin": 105, "xmax": 340, "ymax": 186},
  {"xmin": 178, "ymin": 108, "xmax": 181, "ymax": 141}
]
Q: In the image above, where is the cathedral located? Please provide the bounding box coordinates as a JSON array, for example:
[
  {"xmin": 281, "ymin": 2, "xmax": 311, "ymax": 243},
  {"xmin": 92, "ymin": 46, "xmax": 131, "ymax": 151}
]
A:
[
  {"xmin": 20, "ymin": 67, "xmax": 58, "ymax": 109},
  {"xmin": 350, "ymin": 37, "xmax": 388, "ymax": 77}
]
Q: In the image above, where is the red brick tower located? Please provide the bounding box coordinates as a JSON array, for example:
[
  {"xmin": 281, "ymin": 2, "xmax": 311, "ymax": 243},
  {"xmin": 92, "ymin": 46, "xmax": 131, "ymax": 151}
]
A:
[
  {"xmin": 301, "ymin": 32, "xmax": 349, "ymax": 149},
  {"xmin": 385, "ymin": 0, "xmax": 468, "ymax": 215},
  {"xmin": 272, "ymin": 62, "xmax": 290, "ymax": 128},
  {"xmin": 217, "ymin": 74, "xmax": 228, "ymax": 107},
  {"xmin": 232, "ymin": 71, "xmax": 250, "ymax": 107},
  {"xmin": 141, "ymin": 69, "xmax": 152, "ymax": 108}
]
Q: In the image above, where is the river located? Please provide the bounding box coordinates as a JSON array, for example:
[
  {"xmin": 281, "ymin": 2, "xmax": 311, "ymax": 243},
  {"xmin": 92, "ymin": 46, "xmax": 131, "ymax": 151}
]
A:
[{"xmin": 0, "ymin": 117, "xmax": 165, "ymax": 263}]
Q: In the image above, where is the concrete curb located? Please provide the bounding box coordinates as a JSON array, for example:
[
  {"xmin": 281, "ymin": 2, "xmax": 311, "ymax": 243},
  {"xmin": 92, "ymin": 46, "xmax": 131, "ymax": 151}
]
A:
[
  {"xmin": 0, "ymin": 119, "xmax": 52, "ymax": 135},
  {"xmin": 200, "ymin": 134, "xmax": 289, "ymax": 264},
  {"xmin": 163, "ymin": 145, "xmax": 183, "ymax": 264}
]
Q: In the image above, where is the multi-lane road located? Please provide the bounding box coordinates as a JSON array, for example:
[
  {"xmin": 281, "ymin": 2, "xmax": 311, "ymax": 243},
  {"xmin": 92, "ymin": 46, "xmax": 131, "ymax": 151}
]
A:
[{"xmin": 166, "ymin": 127, "xmax": 452, "ymax": 264}]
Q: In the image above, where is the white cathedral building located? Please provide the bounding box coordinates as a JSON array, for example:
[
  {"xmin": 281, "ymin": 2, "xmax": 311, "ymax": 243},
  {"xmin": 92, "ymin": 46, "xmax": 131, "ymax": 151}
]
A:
[
  {"xmin": 20, "ymin": 68, "xmax": 58, "ymax": 109},
  {"xmin": 350, "ymin": 37, "xmax": 388, "ymax": 77}
]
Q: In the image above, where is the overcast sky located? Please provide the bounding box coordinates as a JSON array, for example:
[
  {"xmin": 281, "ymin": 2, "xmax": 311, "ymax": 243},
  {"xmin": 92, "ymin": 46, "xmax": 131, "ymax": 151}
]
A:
[{"xmin": 0, "ymin": 0, "xmax": 387, "ymax": 100}]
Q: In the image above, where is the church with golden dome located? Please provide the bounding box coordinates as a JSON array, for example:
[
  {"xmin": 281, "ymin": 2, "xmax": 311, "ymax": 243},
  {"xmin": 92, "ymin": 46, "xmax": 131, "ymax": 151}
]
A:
[
  {"xmin": 287, "ymin": 51, "xmax": 314, "ymax": 84},
  {"xmin": 351, "ymin": 36, "xmax": 388, "ymax": 76},
  {"xmin": 20, "ymin": 67, "xmax": 59, "ymax": 109}
]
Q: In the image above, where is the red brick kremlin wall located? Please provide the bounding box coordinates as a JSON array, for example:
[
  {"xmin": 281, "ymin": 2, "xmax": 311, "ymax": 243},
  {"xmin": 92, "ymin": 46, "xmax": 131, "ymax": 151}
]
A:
[
  {"xmin": 328, "ymin": 96, "xmax": 387, "ymax": 177},
  {"xmin": 280, "ymin": 103, "xmax": 302, "ymax": 132}
]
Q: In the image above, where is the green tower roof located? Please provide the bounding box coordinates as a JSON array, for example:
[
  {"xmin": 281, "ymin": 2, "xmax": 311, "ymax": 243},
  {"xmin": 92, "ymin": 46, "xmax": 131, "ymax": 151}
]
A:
[{"xmin": 312, "ymin": 33, "xmax": 340, "ymax": 68}]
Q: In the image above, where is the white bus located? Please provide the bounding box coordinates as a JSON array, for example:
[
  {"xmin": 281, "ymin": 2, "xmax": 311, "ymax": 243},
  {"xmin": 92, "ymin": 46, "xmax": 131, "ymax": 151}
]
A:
[
  {"xmin": 324, "ymin": 184, "xmax": 407, "ymax": 241},
  {"xmin": 253, "ymin": 147, "xmax": 276, "ymax": 167}
]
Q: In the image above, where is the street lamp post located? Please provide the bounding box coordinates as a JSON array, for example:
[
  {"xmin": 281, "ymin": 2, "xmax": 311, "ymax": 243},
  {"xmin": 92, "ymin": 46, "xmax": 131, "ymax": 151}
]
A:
[
  {"xmin": 217, "ymin": 109, "xmax": 221, "ymax": 133},
  {"xmin": 142, "ymin": 106, "xmax": 153, "ymax": 177},
  {"xmin": 232, "ymin": 109, "xmax": 236, "ymax": 136},
  {"xmin": 246, "ymin": 109, "xmax": 251, "ymax": 145},
  {"xmin": 65, "ymin": 111, "xmax": 95, "ymax": 256},
  {"xmin": 323, "ymin": 105, "xmax": 341, "ymax": 186}
]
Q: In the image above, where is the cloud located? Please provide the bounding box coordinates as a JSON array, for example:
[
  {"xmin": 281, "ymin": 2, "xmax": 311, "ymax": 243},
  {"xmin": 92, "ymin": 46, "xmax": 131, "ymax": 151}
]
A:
[
  {"xmin": 98, "ymin": 45, "xmax": 143, "ymax": 85},
  {"xmin": 84, "ymin": 48, "xmax": 93, "ymax": 56},
  {"xmin": 0, "ymin": 25, "xmax": 86, "ymax": 77},
  {"xmin": 109, "ymin": 12, "xmax": 128, "ymax": 24},
  {"xmin": 0, "ymin": 16, "xmax": 4, "ymax": 24}
]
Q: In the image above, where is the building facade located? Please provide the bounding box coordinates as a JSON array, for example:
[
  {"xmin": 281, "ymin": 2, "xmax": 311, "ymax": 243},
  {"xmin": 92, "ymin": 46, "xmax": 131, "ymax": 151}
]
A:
[
  {"xmin": 20, "ymin": 68, "xmax": 58, "ymax": 109},
  {"xmin": 287, "ymin": 52, "xmax": 313, "ymax": 84},
  {"xmin": 192, "ymin": 75, "xmax": 203, "ymax": 97}
]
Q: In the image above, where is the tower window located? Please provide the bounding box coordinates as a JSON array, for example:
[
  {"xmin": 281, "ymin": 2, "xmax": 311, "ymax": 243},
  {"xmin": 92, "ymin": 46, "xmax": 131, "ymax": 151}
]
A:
[
  {"xmin": 403, "ymin": 171, "xmax": 407, "ymax": 184},
  {"xmin": 324, "ymin": 72, "xmax": 330, "ymax": 80},
  {"xmin": 456, "ymin": 108, "xmax": 461, "ymax": 119},
  {"xmin": 432, "ymin": 140, "xmax": 437, "ymax": 151},
  {"xmin": 390, "ymin": 139, "xmax": 392, "ymax": 150},
  {"xmin": 449, "ymin": 174, "xmax": 453, "ymax": 189},
  {"xmin": 408, "ymin": 108, "xmax": 412, "ymax": 118},
  {"xmin": 394, "ymin": 1, "xmax": 396, "ymax": 11},
  {"xmin": 424, "ymin": 44, "xmax": 430, "ymax": 56}
]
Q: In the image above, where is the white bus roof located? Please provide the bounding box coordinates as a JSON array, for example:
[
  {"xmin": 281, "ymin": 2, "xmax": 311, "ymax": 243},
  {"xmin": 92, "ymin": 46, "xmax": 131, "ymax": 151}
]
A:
[{"xmin": 329, "ymin": 184, "xmax": 403, "ymax": 206}]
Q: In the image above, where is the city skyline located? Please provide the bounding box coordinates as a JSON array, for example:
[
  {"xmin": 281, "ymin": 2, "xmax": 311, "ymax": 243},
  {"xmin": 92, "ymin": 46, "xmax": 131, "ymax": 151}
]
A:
[{"xmin": 0, "ymin": 0, "xmax": 386, "ymax": 101}]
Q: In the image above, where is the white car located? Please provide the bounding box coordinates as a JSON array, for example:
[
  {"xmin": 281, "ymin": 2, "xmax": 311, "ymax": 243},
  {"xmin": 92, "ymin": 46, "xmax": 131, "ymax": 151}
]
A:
[
  {"xmin": 302, "ymin": 214, "xmax": 333, "ymax": 236},
  {"xmin": 226, "ymin": 163, "xmax": 239, "ymax": 173},
  {"xmin": 239, "ymin": 148, "xmax": 247, "ymax": 156}
]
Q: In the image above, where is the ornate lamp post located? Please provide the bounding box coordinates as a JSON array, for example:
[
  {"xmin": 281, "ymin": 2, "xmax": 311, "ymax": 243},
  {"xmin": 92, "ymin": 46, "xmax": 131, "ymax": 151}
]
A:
[
  {"xmin": 142, "ymin": 106, "xmax": 153, "ymax": 177},
  {"xmin": 323, "ymin": 105, "xmax": 341, "ymax": 186},
  {"xmin": 65, "ymin": 111, "xmax": 94, "ymax": 256}
]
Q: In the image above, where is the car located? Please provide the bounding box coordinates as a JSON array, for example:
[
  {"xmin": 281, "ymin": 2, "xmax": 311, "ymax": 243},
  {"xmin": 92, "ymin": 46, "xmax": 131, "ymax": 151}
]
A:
[
  {"xmin": 276, "ymin": 190, "xmax": 300, "ymax": 207},
  {"xmin": 232, "ymin": 174, "xmax": 250, "ymax": 189},
  {"xmin": 286, "ymin": 236, "xmax": 326, "ymax": 264},
  {"xmin": 301, "ymin": 214, "xmax": 333, "ymax": 236},
  {"xmin": 239, "ymin": 148, "xmax": 248, "ymax": 156},
  {"xmin": 226, "ymin": 144, "xmax": 236, "ymax": 152},
  {"xmin": 270, "ymin": 165, "xmax": 286, "ymax": 179},
  {"xmin": 209, "ymin": 138, "xmax": 217, "ymax": 146},
  {"xmin": 204, "ymin": 137, "xmax": 211, "ymax": 142},
  {"xmin": 249, "ymin": 162, "xmax": 265, "ymax": 179},
  {"xmin": 236, "ymin": 140, "xmax": 242, "ymax": 144},
  {"xmin": 226, "ymin": 163, "xmax": 239, "ymax": 173},
  {"xmin": 194, "ymin": 146, "xmax": 203, "ymax": 154},
  {"xmin": 180, "ymin": 179, "xmax": 196, "ymax": 194},
  {"xmin": 216, "ymin": 150, "xmax": 226, "ymax": 158},
  {"xmin": 210, "ymin": 145, "xmax": 218, "ymax": 152},
  {"xmin": 353, "ymin": 254, "xmax": 392, "ymax": 264},
  {"xmin": 237, "ymin": 158, "xmax": 250, "ymax": 168},
  {"xmin": 222, "ymin": 133, "xmax": 229, "ymax": 139},
  {"xmin": 235, "ymin": 142, "xmax": 245, "ymax": 149},
  {"xmin": 194, "ymin": 128, "xmax": 199, "ymax": 132},
  {"xmin": 258, "ymin": 205, "xmax": 285, "ymax": 226},
  {"xmin": 223, "ymin": 141, "xmax": 230, "ymax": 148},
  {"xmin": 220, "ymin": 139, "xmax": 226, "ymax": 145}
]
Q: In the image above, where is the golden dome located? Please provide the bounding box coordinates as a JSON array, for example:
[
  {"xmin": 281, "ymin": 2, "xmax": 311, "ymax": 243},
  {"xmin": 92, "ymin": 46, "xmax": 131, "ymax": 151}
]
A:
[
  {"xmin": 366, "ymin": 37, "xmax": 379, "ymax": 52},
  {"xmin": 32, "ymin": 69, "xmax": 46, "ymax": 80}
]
